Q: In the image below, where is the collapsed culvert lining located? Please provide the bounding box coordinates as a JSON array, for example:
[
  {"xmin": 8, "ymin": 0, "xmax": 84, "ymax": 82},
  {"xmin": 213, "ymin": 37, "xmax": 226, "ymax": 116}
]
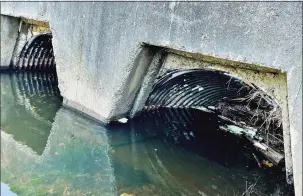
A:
[{"xmin": 138, "ymin": 68, "xmax": 285, "ymax": 169}]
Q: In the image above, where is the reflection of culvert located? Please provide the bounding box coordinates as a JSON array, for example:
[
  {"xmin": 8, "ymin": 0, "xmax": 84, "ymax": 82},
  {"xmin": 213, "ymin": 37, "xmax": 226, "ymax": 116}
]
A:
[
  {"xmin": 1, "ymin": 71, "xmax": 62, "ymax": 155},
  {"xmin": 140, "ymin": 68, "xmax": 284, "ymax": 168},
  {"xmin": 12, "ymin": 33, "xmax": 56, "ymax": 72},
  {"xmin": 11, "ymin": 71, "xmax": 61, "ymax": 98}
]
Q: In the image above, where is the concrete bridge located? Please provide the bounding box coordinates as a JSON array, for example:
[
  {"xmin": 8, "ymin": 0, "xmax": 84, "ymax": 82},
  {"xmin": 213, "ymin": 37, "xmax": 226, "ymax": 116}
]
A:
[{"xmin": 1, "ymin": 2, "xmax": 302, "ymax": 195}]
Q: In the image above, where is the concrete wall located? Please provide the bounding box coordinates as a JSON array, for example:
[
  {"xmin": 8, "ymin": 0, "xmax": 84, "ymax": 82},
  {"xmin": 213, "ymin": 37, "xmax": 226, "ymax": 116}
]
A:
[
  {"xmin": 0, "ymin": 15, "xmax": 20, "ymax": 68},
  {"xmin": 1, "ymin": 2, "xmax": 302, "ymax": 195}
]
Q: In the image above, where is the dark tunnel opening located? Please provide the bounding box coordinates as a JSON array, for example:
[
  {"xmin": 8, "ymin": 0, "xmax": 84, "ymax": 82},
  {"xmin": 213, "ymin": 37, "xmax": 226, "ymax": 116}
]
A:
[
  {"xmin": 12, "ymin": 33, "xmax": 56, "ymax": 72},
  {"xmin": 135, "ymin": 68, "xmax": 285, "ymax": 170},
  {"xmin": 9, "ymin": 32, "xmax": 62, "ymax": 98}
]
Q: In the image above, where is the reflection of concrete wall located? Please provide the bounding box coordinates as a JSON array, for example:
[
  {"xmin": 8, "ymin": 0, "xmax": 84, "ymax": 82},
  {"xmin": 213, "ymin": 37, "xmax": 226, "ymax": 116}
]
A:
[
  {"xmin": 1, "ymin": 108, "xmax": 117, "ymax": 196},
  {"xmin": 42, "ymin": 108, "xmax": 117, "ymax": 196},
  {"xmin": 1, "ymin": 2, "xmax": 302, "ymax": 195},
  {"xmin": 1, "ymin": 131, "xmax": 39, "ymax": 167},
  {"xmin": 0, "ymin": 15, "xmax": 20, "ymax": 68}
]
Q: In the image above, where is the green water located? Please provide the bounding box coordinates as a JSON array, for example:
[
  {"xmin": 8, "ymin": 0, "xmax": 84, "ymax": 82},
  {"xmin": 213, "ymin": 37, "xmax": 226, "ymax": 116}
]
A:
[{"xmin": 1, "ymin": 71, "xmax": 292, "ymax": 196}]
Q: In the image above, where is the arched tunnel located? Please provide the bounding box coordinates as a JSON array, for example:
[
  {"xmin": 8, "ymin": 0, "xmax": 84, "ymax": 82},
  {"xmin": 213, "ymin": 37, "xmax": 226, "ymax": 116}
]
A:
[
  {"xmin": 134, "ymin": 68, "xmax": 285, "ymax": 169},
  {"xmin": 12, "ymin": 32, "xmax": 56, "ymax": 72}
]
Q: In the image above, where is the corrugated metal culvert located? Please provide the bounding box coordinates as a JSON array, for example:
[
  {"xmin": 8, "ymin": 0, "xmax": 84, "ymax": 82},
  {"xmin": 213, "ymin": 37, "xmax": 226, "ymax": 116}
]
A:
[
  {"xmin": 12, "ymin": 33, "xmax": 56, "ymax": 72},
  {"xmin": 146, "ymin": 69, "xmax": 250, "ymax": 108},
  {"xmin": 141, "ymin": 68, "xmax": 284, "ymax": 168}
]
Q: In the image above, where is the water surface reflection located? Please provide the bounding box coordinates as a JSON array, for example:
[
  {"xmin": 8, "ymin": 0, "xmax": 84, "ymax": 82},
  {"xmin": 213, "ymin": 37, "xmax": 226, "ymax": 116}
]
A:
[{"xmin": 1, "ymin": 71, "xmax": 291, "ymax": 196}]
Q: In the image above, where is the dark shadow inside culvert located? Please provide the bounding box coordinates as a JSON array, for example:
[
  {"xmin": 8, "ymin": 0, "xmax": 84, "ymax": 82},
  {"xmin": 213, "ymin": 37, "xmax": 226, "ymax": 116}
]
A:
[
  {"xmin": 135, "ymin": 68, "xmax": 285, "ymax": 170},
  {"xmin": 12, "ymin": 32, "xmax": 56, "ymax": 73},
  {"xmin": 10, "ymin": 30, "xmax": 62, "ymax": 97}
]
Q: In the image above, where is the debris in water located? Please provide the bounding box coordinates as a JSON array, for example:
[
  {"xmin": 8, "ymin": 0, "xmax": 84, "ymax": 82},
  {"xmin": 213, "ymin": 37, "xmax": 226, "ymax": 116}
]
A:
[
  {"xmin": 198, "ymin": 190, "xmax": 208, "ymax": 196},
  {"xmin": 211, "ymin": 185, "xmax": 218, "ymax": 189},
  {"xmin": 262, "ymin": 160, "xmax": 273, "ymax": 167},
  {"xmin": 118, "ymin": 118, "xmax": 128, "ymax": 123},
  {"xmin": 208, "ymin": 106, "xmax": 216, "ymax": 110},
  {"xmin": 253, "ymin": 141, "xmax": 268, "ymax": 151}
]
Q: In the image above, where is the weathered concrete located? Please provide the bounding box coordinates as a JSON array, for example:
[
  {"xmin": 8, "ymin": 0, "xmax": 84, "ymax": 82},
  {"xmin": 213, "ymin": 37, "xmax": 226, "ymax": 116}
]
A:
[
  {"xmin": 1, "ymin": 2, "xmax": 302, "ymax": 195},
  {"xmin": 290, "ymin": 83, "xmax": 302, "ymax": 196},
  {"xmin": 0, "ymin": 15, "xmax": 19, "ymax": 68},
  {"xmin": 0, "ymin": 15, "xmax": 38, "ymax": 69}
]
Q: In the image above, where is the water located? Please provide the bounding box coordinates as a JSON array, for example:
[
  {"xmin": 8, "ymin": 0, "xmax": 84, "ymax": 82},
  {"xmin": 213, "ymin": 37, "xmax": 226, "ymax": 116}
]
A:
[
  {"xmin": 1, "ymin": 182, "xmax": 17, "ymax": 196},
  {"xmin": 1, "ymin": 71, "xmax": 292, "ymax": 196}
]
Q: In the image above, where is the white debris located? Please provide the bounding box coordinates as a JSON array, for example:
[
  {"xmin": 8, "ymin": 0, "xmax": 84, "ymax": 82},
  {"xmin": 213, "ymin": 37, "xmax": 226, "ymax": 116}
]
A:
[
  {"xmin": 211, "ymin": 185, "xmax": 218, "ymax": 190},
  {"xmin": 117, "ymin": 118, "xmax": 128, "ymax": 123},
  {"xmin": 208, "ymin": 106, "xmax": 216, "ymax": 110},
  {"xmin": 253, "ymin": 141, "xmax": 268, "ymax": 151},
  {"xmin": 198, "ymin": 190, "xmax": 208, "ymax": 196}
]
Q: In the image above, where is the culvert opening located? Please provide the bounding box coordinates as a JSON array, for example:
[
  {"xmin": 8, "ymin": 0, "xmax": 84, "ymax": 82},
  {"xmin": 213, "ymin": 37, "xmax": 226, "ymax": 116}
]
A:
[
  {"xmin": 13, "ymin": 32, "xmax": 56, "ymax": 72},
  {"xmin": 136, "ymin": 68, "xmax": 285, "ymax": 169},
  {"xmin": 10, "ymin": 29, "xmax": 62, "ymax": 97},
  {"xmin": 5, "ymin": 17, "xmax": 62, "ymax": 98}
]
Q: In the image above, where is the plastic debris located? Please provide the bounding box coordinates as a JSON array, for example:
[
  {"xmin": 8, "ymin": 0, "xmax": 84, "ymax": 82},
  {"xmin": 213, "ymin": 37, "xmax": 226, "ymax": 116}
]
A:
[{"xmin": 118, "ymin": 118, "xmax": 128, "ymax": 123}]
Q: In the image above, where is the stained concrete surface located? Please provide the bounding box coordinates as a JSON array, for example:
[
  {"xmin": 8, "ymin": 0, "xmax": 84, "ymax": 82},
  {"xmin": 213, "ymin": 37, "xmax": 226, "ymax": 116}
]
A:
[
  {"xmin": 0, "ymin": 15, "xmax": 20, "ymax": 68},
  {"xmin": 1, "ymin": 2, "xmax": 301, "ymax": 121},
  {"xmin": 290, "ymin": 84, "xmax": 302, "ymax": 196},
  {"xmin": 1, "ymin": 2, "xmax": 302, "ymax": 195}
]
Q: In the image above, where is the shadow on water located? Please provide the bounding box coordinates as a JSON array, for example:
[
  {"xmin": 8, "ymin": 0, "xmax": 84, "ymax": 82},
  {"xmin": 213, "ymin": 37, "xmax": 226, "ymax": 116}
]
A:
[
  {"xmin": 0, "ymin": 71, "xmax": 293, "ymax": 196},
  {"xmin": 109, "ymin": 112, "xmax": 292, "ymax": 196}
]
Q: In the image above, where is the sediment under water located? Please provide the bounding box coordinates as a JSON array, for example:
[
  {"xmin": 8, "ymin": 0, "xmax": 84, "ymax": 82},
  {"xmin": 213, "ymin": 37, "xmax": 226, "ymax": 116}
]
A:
[{"xmin": 0, "ymin": 71, "xmax": 293, "ymax": 196}]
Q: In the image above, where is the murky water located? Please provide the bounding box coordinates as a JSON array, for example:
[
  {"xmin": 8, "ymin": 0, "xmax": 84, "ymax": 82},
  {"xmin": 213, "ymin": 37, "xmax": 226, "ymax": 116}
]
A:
[{"xmin": 1, "ymin": 71, "xmax": 292, "ymax": 196}]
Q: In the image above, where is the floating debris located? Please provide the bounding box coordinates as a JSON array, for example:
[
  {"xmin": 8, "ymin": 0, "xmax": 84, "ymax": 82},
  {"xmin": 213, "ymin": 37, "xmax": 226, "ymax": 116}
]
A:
[
  {"xmin": 262, "ymin": 160, "xmax": 274, "ymax": 168},
  {"xmin": 118, "ymin": 118, "xmax": 128, "ymax": 123}
]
